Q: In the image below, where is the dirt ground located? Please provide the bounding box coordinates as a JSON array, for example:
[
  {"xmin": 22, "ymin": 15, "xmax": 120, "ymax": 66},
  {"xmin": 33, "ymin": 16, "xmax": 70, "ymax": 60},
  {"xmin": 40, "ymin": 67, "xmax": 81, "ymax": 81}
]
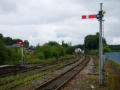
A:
[{"xmin": 61, "ymin": 57, "xmax": 98, "ymax": 90}]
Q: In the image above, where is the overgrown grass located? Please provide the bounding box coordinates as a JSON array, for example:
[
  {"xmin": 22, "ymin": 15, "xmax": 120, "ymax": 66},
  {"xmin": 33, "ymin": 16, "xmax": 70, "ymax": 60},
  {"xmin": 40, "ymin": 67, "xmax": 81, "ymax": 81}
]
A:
[
  {"xmin": 0, "ymin": 71, "xmax": 51, "ymax": 90},
  {"xmin": 25, "ymin": 54, "xmax": 74, "ymax": 64},
  {"xmin": 77, "ymin": 75, "xmax": 99, "ymax": 90},
  {"xmin": 0, "ymin": 55, "xmax": 76, "ymax": 90},
  {"xmin": 94, "ymin": 56, "xmax": 99, "ymax": 72},
  {"xmin": 84, "ymin": 56, "xmax": 120, "ymax": 90},
  {"xmin": 86, "ymin": 76, "xmax": 99, "ymax": 89},
  {"xmin": 2, "ymin": 57, "xmax": 56, "ymax": 65},
  {"xmin": 26, "ymin": 57, "xmax": 56, "ymax": 64},
  {"xmin": 1, "ymin": 53, "xmax": 75, "ymax": 65},
  {"xmin": 60, "ymin": 54, "xmax": 74, "ymax": 58},
  {"xmin": 106, "ymin": 59, "xmax": 120, "ymax": 71},
  {"xmin": 3, "ymin": 59, "xmax": 21, "ymax": 65},
  {"xmin": 103, "ymin": 63, "xmax": 120, "ymax": 90}
]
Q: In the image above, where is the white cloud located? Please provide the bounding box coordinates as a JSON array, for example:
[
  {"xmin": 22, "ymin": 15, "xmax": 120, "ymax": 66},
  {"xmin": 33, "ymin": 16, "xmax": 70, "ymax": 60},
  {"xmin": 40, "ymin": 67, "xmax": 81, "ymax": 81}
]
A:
[{"xmin": 0, "ymin": 0, "xmax": 120, "ymax": 45}]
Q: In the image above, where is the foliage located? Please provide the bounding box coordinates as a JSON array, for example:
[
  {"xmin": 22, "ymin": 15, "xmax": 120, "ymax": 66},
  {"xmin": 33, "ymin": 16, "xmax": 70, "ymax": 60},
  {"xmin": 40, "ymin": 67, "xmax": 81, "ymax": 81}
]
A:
[
  {"xmin": 34, "ymin": 41, "xmax": 84, "ymax": 60},
  {"xmin": 44, "ymin": 41, "xmax": 60, "ymax": 46},
  {"xmin": 66, "ymin": 46, "xmax": 76, "ymax": 54},
  {"xmin": 84, "ymin": 32, "xmax": 107, "ymax": 51},
  {"xmin": 36, "ymin": 52, "xmax": 45, "ymax": 59},
  {"xmin": 104, "ymin": 62, "xmax": 120, "ymax": 90},
  {"xmin": 24, "ymin": 40, "xmax": 29, "ymax": 48},
  {"xmin": 32, "ymin": 41, "xmax": 84, "ymax": 63},
  {"xmin": 103, "ymin": 45, "xmax": 111, "ymax": 52},
  {"xmin": 84, "ymin": 32, "xmax": 111, "ymax": 55},
  {"xmin": 0, "ymin": 40, "xmax": 21, "ymax": 65},
  {"xmin": 74, "ymin": 44, "xmax": 84, "ymax": 50},
  {"xmin": 0, "ymin": 33, "xmax": 29, "ymax": 46},
  {"xmin": 26, "ymin": 57, "xmax": 56, "ymax": 64},
  {"xmin": 34, "ymin": 41, "xmax": 65, "ymax": 59},
  {"xmin": 109, "ymin": 45, "xmax": 120, "ymax": 51},
  {"xmin": 0, "ymin": 40, "xmax": 9, "ymax": 64},
  {"xmin": 87, "ymin": 50, "xmax": 99, "ymax": 55},
  {"xmin": 106, "ymin": 59, "xmax": 120, "ymax": 70},
  {"xmin": 0, "ymin": 71, "xmax": 51, "ymax": 90},
  {"xmin": 62, "ymin": 41, "xmax": 70, "ymax": 48}
]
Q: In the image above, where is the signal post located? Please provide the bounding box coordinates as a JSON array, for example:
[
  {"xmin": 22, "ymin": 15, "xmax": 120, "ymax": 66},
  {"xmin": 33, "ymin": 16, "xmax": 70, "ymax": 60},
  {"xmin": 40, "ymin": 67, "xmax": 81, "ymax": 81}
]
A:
[{"xmin": 82, "ymin": 3, "xmax": 106, "ymax": 85}]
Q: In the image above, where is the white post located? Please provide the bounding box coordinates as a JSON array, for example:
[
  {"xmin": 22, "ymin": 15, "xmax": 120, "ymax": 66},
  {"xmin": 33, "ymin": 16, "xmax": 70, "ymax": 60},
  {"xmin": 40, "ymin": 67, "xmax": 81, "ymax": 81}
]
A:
[{"xmin": 21, "ymin": 44, "xmax": 24, "ymax": 65}]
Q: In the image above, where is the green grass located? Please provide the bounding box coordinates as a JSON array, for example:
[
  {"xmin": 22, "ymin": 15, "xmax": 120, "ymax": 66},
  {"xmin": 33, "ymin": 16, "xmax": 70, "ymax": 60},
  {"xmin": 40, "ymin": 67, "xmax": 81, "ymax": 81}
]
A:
[
  {"xmin": 0, "ymin": 71, "xmax": 51, "ymax": 90},
  {"xmin": 103, "ymin": 63, "xmax": 120, "ymax": 90},
  {"xmin": 1, "ymin": 54, "xmax": 75, "ymax": 65},
  {"xmin": 25, "ymin": 54, "xmax": 74, "ymax": 64},
  {"xmin": 106, "ymin": 59, "xmax": 120, "ymax": 70},
  {"xmin": 2, "ymin": 59, "xmax": 21, "ymax": 65},
  {"xmin": 60, "ymin": 54, "xmax": 74, "ymax": 58},
  {"xmin": 96, "ymin": 59, "xmax": 99, "ymax": 72},
  {"xmin": 87, "ymin": 50, "xmax": 99, "ymax": 55},
  {"xmin": 0, "ymin": 55, "xmax": 76, "ymax": 90},
  {"xmin": 26, "ymin": 57, "xmax": 56, "ymax": 64}
]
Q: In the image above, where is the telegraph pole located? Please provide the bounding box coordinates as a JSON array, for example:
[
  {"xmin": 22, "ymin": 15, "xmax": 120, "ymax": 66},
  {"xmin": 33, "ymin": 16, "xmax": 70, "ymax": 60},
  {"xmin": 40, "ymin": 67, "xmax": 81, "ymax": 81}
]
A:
[
  {"xmin": 99, "ymin": 3, "xmax": 104, "ymax": 85},
  {"xmin": 82, "ymin": 2, "xmax": 106, "ymax": 86}
]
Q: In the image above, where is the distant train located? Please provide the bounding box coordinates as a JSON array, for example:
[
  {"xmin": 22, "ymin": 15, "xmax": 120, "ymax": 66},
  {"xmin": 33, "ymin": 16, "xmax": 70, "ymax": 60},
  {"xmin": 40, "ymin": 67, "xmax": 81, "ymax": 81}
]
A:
[{"xmin": 74, "ymin": 48, "xmax": 84, "ymax": 55}]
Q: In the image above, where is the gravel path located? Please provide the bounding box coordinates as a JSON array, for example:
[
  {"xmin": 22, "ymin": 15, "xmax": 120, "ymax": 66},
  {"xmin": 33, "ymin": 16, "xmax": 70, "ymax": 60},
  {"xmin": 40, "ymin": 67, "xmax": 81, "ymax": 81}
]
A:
[{"xmin": 61, "ymin": 57, "xmax": 98, "ymax": 90}]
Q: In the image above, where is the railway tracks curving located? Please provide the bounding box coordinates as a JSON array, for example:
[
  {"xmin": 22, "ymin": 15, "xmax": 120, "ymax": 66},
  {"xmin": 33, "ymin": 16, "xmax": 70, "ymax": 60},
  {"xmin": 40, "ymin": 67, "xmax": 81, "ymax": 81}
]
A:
[
  {"xmin": 0, "ymin": 56, "xmax": 84, "ymax": 90},
  {"xmin": 0, "ymin": 56, "xmax": 77, "ymax": 78},
  {"xmin": 34, "ymin": 56, "xmax": 90, "ymax": 90}
]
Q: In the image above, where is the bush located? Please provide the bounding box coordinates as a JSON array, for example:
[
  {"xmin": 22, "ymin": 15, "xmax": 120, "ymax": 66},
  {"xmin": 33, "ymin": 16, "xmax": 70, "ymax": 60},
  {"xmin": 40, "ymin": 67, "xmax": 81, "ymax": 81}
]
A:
[
  {"xmin": 36, "ymin": 52, "xmax": 45, "ymax": 59},
  {"xmin": 0, "ymin": 40, "xmax": 21, "ymax": 65},
  {"xmin": 87, "ymin": 50, "xmax": 99, "ymax": 55},
  {"xmin": 34, "ymin": 42, "xmax": 65, "ymax": 59},
  {"xmin": 104, "ymin": 45, "xmax": 111, "ymax": 52},
  {"xmin": 0, "ymin": 40, "xmax": 9, "ymax": 64},
  {"xmin": 66, "ymin": 46, "xmax": 75, "ymax": 54}
]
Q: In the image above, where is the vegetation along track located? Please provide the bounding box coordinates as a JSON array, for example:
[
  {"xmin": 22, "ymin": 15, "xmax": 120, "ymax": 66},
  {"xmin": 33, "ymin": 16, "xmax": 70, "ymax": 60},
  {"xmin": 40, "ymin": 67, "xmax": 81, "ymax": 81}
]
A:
[
  {"xmin": 34, "ymin": 56, "xmax": 90, "ymax": 90},
  {"xmin": 0, "ymin": 56, "xmax": 82, "ymax": 89},
  {"xmin": 0, "ymin": 56, "xmax": 77, "ymax": 78}
]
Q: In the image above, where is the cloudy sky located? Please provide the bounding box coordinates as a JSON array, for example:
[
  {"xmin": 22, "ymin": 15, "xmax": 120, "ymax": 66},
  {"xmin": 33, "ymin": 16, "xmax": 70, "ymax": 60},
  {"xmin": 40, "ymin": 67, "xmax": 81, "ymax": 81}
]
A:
[{"xmin": 0, "ymin": 0, "xmax": 120, "ymax": 46}]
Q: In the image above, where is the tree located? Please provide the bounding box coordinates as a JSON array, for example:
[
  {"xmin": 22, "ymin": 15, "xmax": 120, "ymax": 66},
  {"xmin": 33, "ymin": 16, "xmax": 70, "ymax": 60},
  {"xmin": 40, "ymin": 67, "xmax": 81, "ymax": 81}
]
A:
[
  {"xmin": 12, "ymin": 39, "xmax": 22, "ymax": 44},
  {"xmin": 84, "ymin": 32, "xmax": 107, "ymax": 51},
  {"xmin": 44, "ymin": 41, "xmax": 60, "ymax": 46},
  {"xmin": 62, "ymin": 41, "xmax": 69, "ymax": 47},
  {"xmin": 66, "ymin": 46, "xmax": 76, "ymax": 54},
  {"xmin": 0, "ymin": 40, "xmax": 9, "ymax": 64},
  {"xmin": 0, "ymin": 33, "xmax": 3, "ymax": 40},
  {"xmin": 109, "ymin": 45, "xmax": 120, "ymax": 51},
  {"xmin": 3, "ymin": 37, "xmax": 13, "ymax": 45},
  {"xmin": 24, "ymin": 40, "xmax": 29, "ymax": 48},
  {"xmin": 0, "ymin": 33, "xmax": 23, "ymax": 45}
]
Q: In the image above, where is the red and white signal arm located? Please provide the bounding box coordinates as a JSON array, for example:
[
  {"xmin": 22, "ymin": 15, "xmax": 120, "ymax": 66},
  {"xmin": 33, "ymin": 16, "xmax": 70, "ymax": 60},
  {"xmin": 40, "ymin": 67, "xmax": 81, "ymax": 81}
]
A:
[
  {"xmin": 82, "ymin": 14, "xmax": 96, "ymax": 19},
  {"xmin": 17, "ymin": 41, "xmax": 24, "ymax": 44}
]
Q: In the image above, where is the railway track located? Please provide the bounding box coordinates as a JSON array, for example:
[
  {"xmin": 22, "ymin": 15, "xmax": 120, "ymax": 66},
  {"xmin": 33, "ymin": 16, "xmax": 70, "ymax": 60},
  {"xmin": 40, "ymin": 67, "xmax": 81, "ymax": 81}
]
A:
[
  {"xmin": 0, "ymin": 56, "xmax": 83, "ymax": 90},
  {"xmin": 0, "ymin": 56, "xmax": 77, "ymax": 78},
  {"xmin": 34, "ymin": 56, "xmax": 90, "ymax": 90}
]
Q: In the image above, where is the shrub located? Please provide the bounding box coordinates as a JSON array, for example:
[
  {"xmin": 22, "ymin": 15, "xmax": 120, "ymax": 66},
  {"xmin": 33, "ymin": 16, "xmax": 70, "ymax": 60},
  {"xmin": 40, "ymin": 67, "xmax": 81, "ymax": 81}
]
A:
[{"xmin": 36, "ymin": 52, "xmax": 45, "ymax": 59}]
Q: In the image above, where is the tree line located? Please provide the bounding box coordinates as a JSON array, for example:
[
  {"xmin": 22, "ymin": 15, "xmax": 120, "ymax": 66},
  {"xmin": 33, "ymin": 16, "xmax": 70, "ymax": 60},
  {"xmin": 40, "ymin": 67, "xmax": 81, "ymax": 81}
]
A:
[
  {"xmin": 0, "ymin": 40, "xmax": 21, "ymax": 65},
  {"xmin": 108, "ymin": 45, "xmax": 120, "ymax": 51},
  {"xmin": 0, "ymin": 33, "xmax": 29, "ymax": 65},
  {"xmin": 34, "ymin": 41, "xmax": 83, "ymax": 59},
  {"xmin": 0, "ymin": 32, "xmax": 120, "ymax": 65},
  {"xmin": 0, "ymin": 33, "xmax": 83, "ymax": 65},
  {"xmin": 0, "ymin": 33, "xmax": 29, "ymax": 47},
  {"xmin": 84, "ymin": 32, "xmax": 120, "ymax": 55}
]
